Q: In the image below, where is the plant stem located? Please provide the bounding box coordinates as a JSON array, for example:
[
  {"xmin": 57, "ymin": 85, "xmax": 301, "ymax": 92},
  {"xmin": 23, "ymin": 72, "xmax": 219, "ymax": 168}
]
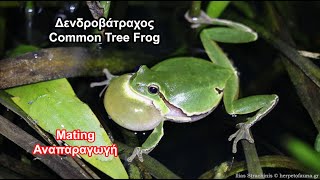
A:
[
  {"xmin": 241, "ymin": 139, "xmax": 264, "ymax": 179},
  {"xmin": 25, "ymin": 1, "xmax": 34, "ymax": 44},
  {"xmin": 100, "ymin": 1, "xmax": 111, "ymax": 19},
  {"xmin": 116, "ymin": 141, "xmax": 181, "ymax": 179},
  {"xmin": 189, "ymin": 1, "xmax": 202, "ymax": 17},
  {"xmin": 0, "ymin": 115, "xmax": 93, "ymax": 179},
  {"xmin": 199, "ymin": 155, "xmax": 309, "ymax": 179}
]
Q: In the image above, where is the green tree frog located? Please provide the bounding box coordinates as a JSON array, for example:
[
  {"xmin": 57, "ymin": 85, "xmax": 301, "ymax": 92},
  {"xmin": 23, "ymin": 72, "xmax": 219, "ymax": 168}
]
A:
[
  {"xmin": 91, "ymin": 57, "xmax": 278, "ymax": 162},
  {"xmin": 91, "ymin": 13, "xmax": 279, "ymax": 162}
]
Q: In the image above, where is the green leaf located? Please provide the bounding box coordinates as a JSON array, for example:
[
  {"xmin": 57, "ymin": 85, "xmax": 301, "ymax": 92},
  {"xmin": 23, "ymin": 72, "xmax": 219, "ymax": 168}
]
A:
[
  {"xmin": 6, "ymin": 44, "xmax": 39, "ymax": 58},
  {"xmin": 286, "ymin": 137, "xmax": 320, "ymax": 173},
  {"xmin": 5, "ymin": 79, "xmax": 129, "ymax": 179},
  {"xmin": 206, "ymin": 1, "xmax": 230, "ymax": 18},
  {"xmin": 202, "ymin": 27, "xmax": 257, "ymax": 43},
  {"xmin": 100, "ymin": 1, "xmax": 111, "ymax": 19}
]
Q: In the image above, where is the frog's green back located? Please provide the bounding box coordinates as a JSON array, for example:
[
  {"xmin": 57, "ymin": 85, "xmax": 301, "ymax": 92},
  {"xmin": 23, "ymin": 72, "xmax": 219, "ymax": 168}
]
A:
[{"xmin": 134, "ymin": 57, "xmax": 233, "ymax": 116}]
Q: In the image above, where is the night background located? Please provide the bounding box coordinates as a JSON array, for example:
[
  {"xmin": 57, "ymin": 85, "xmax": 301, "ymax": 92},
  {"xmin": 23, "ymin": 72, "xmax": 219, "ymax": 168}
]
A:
[{"xmin": 0, "ymin": 1, "xmax": 319, "ymax": 179}]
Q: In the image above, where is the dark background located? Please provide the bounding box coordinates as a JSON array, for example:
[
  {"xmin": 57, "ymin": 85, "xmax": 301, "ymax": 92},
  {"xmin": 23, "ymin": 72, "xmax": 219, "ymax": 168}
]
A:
[{"xmin": 0, "ymin": 1, "xmax": 319, "ymax": 178}]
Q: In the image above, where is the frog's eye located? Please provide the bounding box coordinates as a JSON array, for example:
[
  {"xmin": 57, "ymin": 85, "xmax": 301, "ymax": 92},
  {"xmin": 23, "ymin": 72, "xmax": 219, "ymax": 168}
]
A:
[{"xmin": 148, "ymin": 84, "xmax": 159, "ymax": 94}]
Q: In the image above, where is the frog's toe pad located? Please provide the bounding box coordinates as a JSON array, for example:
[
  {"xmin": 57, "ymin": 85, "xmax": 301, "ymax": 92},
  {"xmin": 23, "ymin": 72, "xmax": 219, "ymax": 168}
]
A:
[
  {"xmin": 228, "ymin": 123, "xmax": 254, "ymax": 153},
  {"xmin": 127, "ymin": 147, "xmax": 142, "ymax": 162},
  {"xmin": 127, "ymin": 147, "xmax": 152, "ymax": 162}
]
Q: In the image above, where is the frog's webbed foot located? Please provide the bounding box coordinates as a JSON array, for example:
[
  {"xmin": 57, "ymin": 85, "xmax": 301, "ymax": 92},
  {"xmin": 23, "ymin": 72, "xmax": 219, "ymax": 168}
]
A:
[
  {"xmin": 90, "ymin": 68, "xmax": 117, "ymax": 97},
  {"xmin": 184, "ymin": 10, "xmax": 257, "ymax": 36},
  {"xmin": 127, "ymin": 147, "xmax": 154, "ymax": 162},
  {"xmin": 184, "ymin": 10, "xmax": 213, "ymax": 29},
  {"xmin": 228, "ymin": 122, "xmax": 254, "ymax": 154}
]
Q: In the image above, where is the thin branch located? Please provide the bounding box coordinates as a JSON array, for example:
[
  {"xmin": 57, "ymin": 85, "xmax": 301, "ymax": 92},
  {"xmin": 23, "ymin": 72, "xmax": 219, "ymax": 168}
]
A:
[
  {"xmin": 241, "ymin": 139, "xmax": 264, "ymax": 178},
  {"xmin": 189, "ymin": 1, "xmax": 202, "ymax": 18},
  {"xmin": 0, "ymin": 47, "xmax": 154, "ymax": 89},
  {"xmin": 0, "ymin": 153, "xmax": 56, "ymax": 178},
  {"xmin": 116, "ymin": 140, "xmax": 181, "ymax": 179},
  {"xmin": 199, "ymin": 155, "xmax": 309, "ymax": 179},
  {"xmin": 0, "ymin": 115, "xmax": 92, "ymax": 179}
]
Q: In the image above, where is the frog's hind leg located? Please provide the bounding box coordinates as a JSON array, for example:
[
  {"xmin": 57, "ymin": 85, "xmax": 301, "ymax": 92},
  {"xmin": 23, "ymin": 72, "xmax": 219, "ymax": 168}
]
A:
[
  {"xmin": 224, "ymin": 74, "xmax": 279, "ymax": 154},
  {"xmin": 127, "ymin": 121, "xmax": 164, "ymax": 162}
]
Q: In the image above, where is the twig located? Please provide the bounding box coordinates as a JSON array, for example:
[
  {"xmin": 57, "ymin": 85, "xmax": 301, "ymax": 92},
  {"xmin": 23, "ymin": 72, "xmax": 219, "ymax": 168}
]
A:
[
  {"xmin": 116, "ymin": 140, "xmax": 181, "ymax": 179},
  {"xmin": 0, "ymin": 153, "xmax": 55, "ymax": 178},
  {"xmin": 198, "ymin": 155, "xmax": 309, "ymax": 179},
  {"xmin": 0, "ymin": 115, "xmax": 92, "ymax": 179},
  {"xmin": 0, "ymin": 47, "xmax": 154, "ymax": 89}
]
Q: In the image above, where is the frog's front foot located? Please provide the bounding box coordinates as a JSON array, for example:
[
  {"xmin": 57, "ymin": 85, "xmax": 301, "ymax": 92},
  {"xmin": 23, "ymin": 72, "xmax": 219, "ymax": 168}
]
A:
[
  {"xmin": 90, "ymin": 68, "xmax": 117, "ymax": 97},
  {"xmin": 127, "ymin": 147, "xmax": 153, "ymax": 162},
  {"xmin": 90, "ymin": 68, "xmax": 115, "ymax": 87},
  {"xmin": 228, "ymin": 122, "xmax": 254, "ymax": 153}
]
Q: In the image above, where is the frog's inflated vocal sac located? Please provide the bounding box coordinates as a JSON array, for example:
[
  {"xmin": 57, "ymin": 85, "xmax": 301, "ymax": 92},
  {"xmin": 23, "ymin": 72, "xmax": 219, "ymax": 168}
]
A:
[{"xmin": 91, "ymin": 55, "xmax": 278, "ymax": 162}]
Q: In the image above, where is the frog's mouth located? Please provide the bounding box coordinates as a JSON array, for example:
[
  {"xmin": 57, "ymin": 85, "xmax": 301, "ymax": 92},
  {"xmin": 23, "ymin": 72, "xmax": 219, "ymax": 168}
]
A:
[{"xmin": 158, "ymin": 93, "xmax": 215, "ymax": 123}]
